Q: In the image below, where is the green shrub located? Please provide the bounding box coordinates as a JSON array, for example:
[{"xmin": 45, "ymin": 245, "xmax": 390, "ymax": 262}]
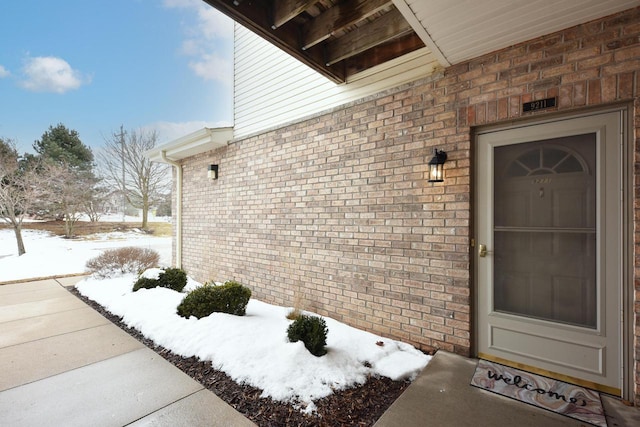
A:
[
  {"xmin": 287, "ymin": 315, "xmax": 328, "ymax": 357},
  {"xmin": 86, "ymin": 247, "xmax": 159, "ymax": 278},
  {"xmin": 177, "ymin": 280, "xmax": 252, "ymax": 319},
  {"xmin": 157, "ymin": 267, "xmax": 188, "ymax": 292},
  {"xmin": 132, "ymin": 277, "xmax": 158, "ymax": 291},
  {"xmin": 133, "ymin": 267, "xmax": 187, "ymax": 292}
]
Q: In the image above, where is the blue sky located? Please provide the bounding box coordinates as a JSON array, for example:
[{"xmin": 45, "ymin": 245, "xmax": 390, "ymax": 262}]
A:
[{"xmin": 0, "ymin": 0, "xmax": 234, "ymax": 155}]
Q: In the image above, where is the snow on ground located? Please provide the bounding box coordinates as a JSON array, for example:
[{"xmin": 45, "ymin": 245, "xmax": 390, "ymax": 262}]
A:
[
  {"xmin": 0, "ymin": 228, "xmax": 171, "ymax": 282},
  {"xmin": 76, "ymin": 273, "xmax": 431, "ymax": 412},
  {"xmin": 0, "ymin": 225, "xmax": 431, "ymax": 411}
]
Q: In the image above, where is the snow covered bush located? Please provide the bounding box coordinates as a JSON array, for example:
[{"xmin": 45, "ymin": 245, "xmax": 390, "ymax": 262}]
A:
[
  {"xmin": 287, "ymin": 315, "xmax": 328, "ymax": 357},
  {"xmin": 177, "ymin": 280, "xmax": 251, "ymax": 318},
  {"xmin": 133, "ymin": 267, "xmax": 187, "ymax": 292},
  {"xmin": 85, "ymin": 247, "xmax": 159, "ymax": 278}
]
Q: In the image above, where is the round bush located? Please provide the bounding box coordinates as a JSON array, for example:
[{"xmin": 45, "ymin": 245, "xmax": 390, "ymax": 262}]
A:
[
  {"xmin": 133, "ymin": 267, "xmax": 187, "ymax": 292},
  {"xmin": 287, "ymin": 315, "xmax": 328, "ymax": 357},
  {"xmin": 157, "ymin": 267, "xmax": 188, "ymax": 292},
  {"xmin": 86, "ymin": 247, "xmax": 159, "ymax": 278},
  {"xmin": 177, "ymin": 280, "xmax": 252, "ymax": 319},
  {"xmin": 132, "ymin": 277, "xmax": 158, "ymax": 291}
]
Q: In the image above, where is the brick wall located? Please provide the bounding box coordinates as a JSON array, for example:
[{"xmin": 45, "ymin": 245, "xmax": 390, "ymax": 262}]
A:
[{"xmin": 177, "ymin": 7, "xmax": 640, "ymax": 403}]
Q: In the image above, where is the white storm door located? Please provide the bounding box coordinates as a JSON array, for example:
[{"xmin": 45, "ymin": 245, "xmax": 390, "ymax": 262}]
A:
[{"xmin": 476, "ymin": 111, "xmax": 622, "ymax": 394}]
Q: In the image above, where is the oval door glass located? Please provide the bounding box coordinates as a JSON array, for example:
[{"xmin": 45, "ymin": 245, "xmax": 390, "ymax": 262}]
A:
[{"xmin": 493, "ymin": 133, "xmax": 596, "ymax": 328}]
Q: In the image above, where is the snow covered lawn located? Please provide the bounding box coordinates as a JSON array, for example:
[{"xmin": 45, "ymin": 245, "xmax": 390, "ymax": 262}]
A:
[
  {"xmin": 76, "ymin": 272, "xmax": 431, "ymax": 412},
  {"xmin": 0, "ymin": 228, "xmax": 171, "ymax": 282}
]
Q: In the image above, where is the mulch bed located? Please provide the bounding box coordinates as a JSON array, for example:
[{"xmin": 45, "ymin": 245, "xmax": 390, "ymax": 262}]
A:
[{"xmin": 69, "ymin": 288, "xmax": 411, "ymax": 426}]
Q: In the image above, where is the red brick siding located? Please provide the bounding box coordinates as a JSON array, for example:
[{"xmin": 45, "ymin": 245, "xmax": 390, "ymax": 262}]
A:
[{"xmin": 175, "ymin": 7, "xmax": 640, "ymax": 403}]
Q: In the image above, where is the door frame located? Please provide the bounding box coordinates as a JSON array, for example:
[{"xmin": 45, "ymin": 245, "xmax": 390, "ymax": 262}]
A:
[{"xmin": 472, "ymin": 105, "xmax": 633, "ymax": 400}]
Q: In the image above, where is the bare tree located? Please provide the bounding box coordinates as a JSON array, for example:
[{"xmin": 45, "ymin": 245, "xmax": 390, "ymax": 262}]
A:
[
  {"xmin": 99, "ymin": 128, "xmax": 170, "ymax": 229},
  {"xmin": 42, "ymin": 163, "xmax": 96, "ymax": 237},
  {"xmin": 83, "ymin": 183, "xmax": 111, "ymax": 222},
  {"xmin": 0, "ymin": 139, "xmax": 45, "ymax": 255}
]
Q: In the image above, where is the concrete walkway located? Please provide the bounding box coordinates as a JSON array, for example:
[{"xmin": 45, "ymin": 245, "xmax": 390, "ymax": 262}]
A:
[
  {"xmin": 0, "ymin": 277, "xmax": 255, "ymax": 427},
  {"xmin": 375, "ymin": 351, "xmax": 640, "ymax": 427},
  {"xmin": 2, "ymin": 277, "xmax": 639, "ymax": 426}
]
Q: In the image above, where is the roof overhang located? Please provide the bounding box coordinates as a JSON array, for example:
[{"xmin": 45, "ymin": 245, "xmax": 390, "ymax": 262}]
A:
[
  {"xmin": 146, "ymin": 127, "xmax": 234, "ymax": 163},
  {"xmin": 201, "ymin": 0, "xmax": 639, "ymax": 83}
]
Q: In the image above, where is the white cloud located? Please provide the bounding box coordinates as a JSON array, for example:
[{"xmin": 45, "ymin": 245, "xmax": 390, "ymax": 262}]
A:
[
  {"xmin": 20, "ymin": 56, "xmax": 90, "ymax": 94},
  {"xmin": 189, "ymin": 53, "xmax": 233, "ymax": 86},
  {"xmin": 195, "ymin": 3, "xmax": 234, "ymax": 40},
  {"xmin": 142, "ymin": 120, "xmax": 233, "ymax": 145},
  {"xmin": 0, "ymin": 65, "xmax": 10, "ymax": 78},
  {"xmin": 163, "ymin": 0, "xmax": 233, "ymax": 42},
  {"xmin": 163, "ymin": 0, "xmax": 233, "ymax": 85}
]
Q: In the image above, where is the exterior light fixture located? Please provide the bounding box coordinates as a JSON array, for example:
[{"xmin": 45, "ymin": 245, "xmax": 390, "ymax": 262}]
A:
[
  {"xmin": 428, "ymin": 149, "xmax": 447, "ymax": 182},
  {"xmin": 208, "ymin": 164, "xmax": 219, "ymax": 180}
]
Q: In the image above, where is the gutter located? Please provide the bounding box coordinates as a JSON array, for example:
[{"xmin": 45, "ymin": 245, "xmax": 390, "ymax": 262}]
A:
[
  {"xmin": 160, "ymin": 150, "xmax": 182, "ymax": 269},
  {"xmin": 148, "ymin": 127, "xmax": 232, "ymax": 269}
]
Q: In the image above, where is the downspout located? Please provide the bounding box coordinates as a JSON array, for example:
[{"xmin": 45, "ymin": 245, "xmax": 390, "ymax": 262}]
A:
[{"xmin": 161, "ymin": 150, "xmax": 182, "ymax": 268}]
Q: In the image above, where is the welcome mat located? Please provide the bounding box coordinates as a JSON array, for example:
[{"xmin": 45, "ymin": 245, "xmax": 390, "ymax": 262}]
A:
[{"xmin": 471, "ymin": 359, "xmax": 606, "ymax": 427}]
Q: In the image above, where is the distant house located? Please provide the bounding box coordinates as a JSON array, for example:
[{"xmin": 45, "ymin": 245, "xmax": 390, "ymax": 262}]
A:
[{"xmin": 148, "ymin": 1, "xmax": 640, "ymax": 406}]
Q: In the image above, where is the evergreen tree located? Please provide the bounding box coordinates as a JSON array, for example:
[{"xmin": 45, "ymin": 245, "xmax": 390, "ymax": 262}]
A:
[
  {"xmin": 32, "ymin": 124, "xmax": 97, "ymax": 237},
  {"xmin": 33, "ymin": 123, "xmax": 94, "ymax": 171}
]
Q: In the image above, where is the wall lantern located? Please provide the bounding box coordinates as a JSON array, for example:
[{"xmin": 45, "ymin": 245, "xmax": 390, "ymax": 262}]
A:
[
  {"xmin": 428, "ymin": 149, "xmax": 447, "ymax": 183},
  {"xmin": 208, "ymin": 164, "xmax": 219, "ymax": 180}
]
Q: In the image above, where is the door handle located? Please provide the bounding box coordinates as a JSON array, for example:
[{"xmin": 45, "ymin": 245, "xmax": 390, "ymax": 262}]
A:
[{"xmin": 478, "ymin": 244, "xmax": 488, "ymax": 257}]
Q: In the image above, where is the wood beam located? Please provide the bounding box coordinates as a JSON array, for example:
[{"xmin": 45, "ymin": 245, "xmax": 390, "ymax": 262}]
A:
[
  {"xmin": 344, "ymin": 32, "xmax": 424, "ymax": 76},
  {"xmin": 202, "ymin": 0, "xmax": 346, "ymax": 83},
  {"xmin": 271, "ymin": 0, "xmax": 316, "ymax": 29},
  {"xmin": 325, "ymin": 7, "xmax": 413, "ymax": 66},
  {"xmin": 302, "ymin": 0, "xmax": 391, "ymax": 50}
]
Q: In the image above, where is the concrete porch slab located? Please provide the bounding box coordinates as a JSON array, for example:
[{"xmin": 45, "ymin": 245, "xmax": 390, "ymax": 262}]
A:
[
  {"xmin": 375, "ymin": 351, "xmax": 640, "ymax": 427},
  {"xmin": 0, "ymin": 279, "xmax": 60, "ymax": 295},
  {"xmin": 0, "ymin": 306, "xmax": 110, "ymax": 348},
  {"xmin": 130, "ymin": 389, "xmax": 257, "ymax": 427},
  {"xmin": 0, "ymin": 348, "xmax": 210, "ymax": 427},
  {"xmin": 0, "ymin": 295, "xmax": 86, "ymax": 323},
  {"xmin": 0, "ymin": 323, "xmax": 143, "ymax": 391},
  {"xmin": 375, "ymin": 351, "xmax": 588, "ymax": 426},
  {"xmin": 0, "ymin": 285, "xmax": 70, "ymax": 306}
]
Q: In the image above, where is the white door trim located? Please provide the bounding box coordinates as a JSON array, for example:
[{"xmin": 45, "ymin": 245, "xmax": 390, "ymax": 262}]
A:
[{"xmin": 473, "ymin": 107, "xmax": 631, "ymax": 398}]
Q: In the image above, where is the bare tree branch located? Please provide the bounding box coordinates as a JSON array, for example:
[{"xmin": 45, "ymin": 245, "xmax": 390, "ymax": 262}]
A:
[
  {"xmin": 0, "ymin": 139, "xmax": 46, "ymax": 254},
  {"xmin": 98, "ymin": 128, "xmax": 170, "ymax": 229}
]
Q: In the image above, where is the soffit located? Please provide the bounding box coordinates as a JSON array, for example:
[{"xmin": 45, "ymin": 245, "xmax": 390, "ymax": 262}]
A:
[
  {"xmin": 202, "ymin": 0, "xmax": 638, "ymax": 83},
  {"xmin": 146, "ymin": 127, "xmax": 233, "ymax": 163},
  {"xmin": 406, "ymin": 0, "xmax": 639, "ymax": 66}
]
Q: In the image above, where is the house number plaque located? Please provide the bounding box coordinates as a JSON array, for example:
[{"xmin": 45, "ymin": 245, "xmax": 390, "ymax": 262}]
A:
[{"xmin": 523, "ymin": 97, "xmax": 557, "ymax": 113}]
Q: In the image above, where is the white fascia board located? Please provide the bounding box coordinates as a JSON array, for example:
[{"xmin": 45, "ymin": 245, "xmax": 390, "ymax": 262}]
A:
[
  {"xmin": 392, "ymin": 0, "xmax": 450, "ymax": 67},
  {"xmin": 146, "ymin": 127, "xmax": 234, "ymax": 162}
]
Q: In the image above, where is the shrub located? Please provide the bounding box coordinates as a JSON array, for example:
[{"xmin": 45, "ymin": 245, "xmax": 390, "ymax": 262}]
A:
[
  {"xmin": 132, "ymin": 276, "xmax": 160, "ymax": 291},
  {"xmin": 177, "ymin": 280, "xmax": 252, "ymax": 319},
  {"xmin": 287, "ymin": 315, "xmax": 328, "ymax": 357},
  {"xmin": 86, "ymin": 247, "xmax": 159, "ymax": 278},
  {"xmin": 133, "ymin": 267, "xmax": 187, "ymax": 292},
  {"xmin": 157, "ymin": 267, "xmax": 188, "ymax": 292}
]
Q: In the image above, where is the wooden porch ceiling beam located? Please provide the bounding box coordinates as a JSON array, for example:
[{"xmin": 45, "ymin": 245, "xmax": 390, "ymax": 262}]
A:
[
  {"xmin": 302, "ymin": 0, "xmax": 392, "ymax": 50},
  {"xmin": 202, "ymin": 0, "xmax": 346, "ymax": 83},
  {"xmin": 271, "ymin": 0, "xmax": 317, "ymax": 29},
  {"xmin": 344, "ymin": 32, "xmax": 424, "ymax": 76},
  {"xmin": 325, "ymin": 7, "xmax": 413, "ymax": 66}
]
